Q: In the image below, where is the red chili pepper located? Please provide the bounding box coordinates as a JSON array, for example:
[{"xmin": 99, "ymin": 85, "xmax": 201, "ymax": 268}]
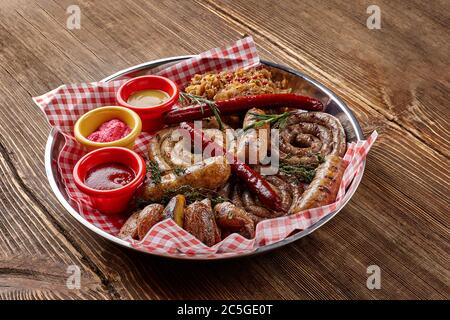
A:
[
  {"xmin": 180, "ymin": 122, "xmax": 285, "ymax": 213},
  {"xmin": 165, "ymin": 93, "xmax": 324, "ymax": 125}
]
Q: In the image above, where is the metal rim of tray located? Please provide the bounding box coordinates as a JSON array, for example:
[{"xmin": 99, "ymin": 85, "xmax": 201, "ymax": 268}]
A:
[{"xmin": 45, "ymin": 56, "xmax": 365, "ymax": 260}]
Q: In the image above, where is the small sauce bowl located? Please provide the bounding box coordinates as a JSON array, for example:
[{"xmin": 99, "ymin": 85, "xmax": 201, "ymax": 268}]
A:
[
  {"xmin": 73, "ymin": 147, "xmax": 146, "ymax": 215},
  {"xmin": 116, "ymin": 75, "xmax": 179, "ymax": 132},
  {"xmin": 74, "ymin": 106, "xmax": 142, "ymax": 151}
]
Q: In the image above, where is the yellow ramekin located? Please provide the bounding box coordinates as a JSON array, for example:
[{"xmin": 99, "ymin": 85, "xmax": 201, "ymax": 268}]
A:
[{"xmin": 74, "ymin": 106, "xmax": 142, "ymax": 151}]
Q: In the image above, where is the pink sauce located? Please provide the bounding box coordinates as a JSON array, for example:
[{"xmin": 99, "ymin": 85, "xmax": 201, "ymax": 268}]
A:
[{"xmin": 87, "ymin": 119, "xmax": 131, "ymax": 143}]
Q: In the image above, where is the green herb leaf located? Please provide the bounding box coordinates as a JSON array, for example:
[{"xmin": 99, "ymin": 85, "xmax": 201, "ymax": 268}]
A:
[
  {"xmin": 147, "ymin": 160, "xmax": 161, "ymax": 185},
  {"xmin": 173, "ymin": 166, "xmax": 186, "ymax": 176},
  {"xmin": 316, "ymin": 153, "xmax": 325, "ymax": 164},
  {"xmin": 179, "ymin": 92, "xmax": 223, "ymax": 130},
  {"xmin": 160, "ymin": 185, "xmax": 229, "ymax": 207},
  {"xmin": 243, "ymin": 112, "xmax": 291, "ymax": 131},
  {"xmin": 279, "ymin": 163, "xmax": 316, "ymax": 183}
]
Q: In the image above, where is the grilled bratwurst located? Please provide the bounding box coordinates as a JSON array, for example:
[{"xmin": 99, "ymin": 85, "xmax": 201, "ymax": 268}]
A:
[{"xmin": 279, "ymin": 111, "xmax": 346, "ymax": 166}]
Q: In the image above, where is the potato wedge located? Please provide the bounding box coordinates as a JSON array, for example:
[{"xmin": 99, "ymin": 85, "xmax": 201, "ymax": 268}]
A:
[
  {"xmin": 163, "ymin": 194, "xmax": 186, "ymax": 227},
  {"xmin": 118, "ymin": 211, "xmax": 140, "ymax": 240},
  {"xmin": 136, "ymin": 204, "xmax": 164, "ymax": 240},
  {"xmin": 184, "ymin": 199, "xmax": 221, "ymax": 246}
]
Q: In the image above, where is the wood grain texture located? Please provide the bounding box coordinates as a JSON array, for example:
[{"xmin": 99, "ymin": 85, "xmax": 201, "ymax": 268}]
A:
[{"xmin": 0, "ymin": 0, "xmax": 448, "ymax": 300}]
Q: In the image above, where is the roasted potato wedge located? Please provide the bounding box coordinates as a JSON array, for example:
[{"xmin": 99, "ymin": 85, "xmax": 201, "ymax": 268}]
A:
[
  {"xmin": 118, "ymin": 211, "xmax": 140, "ymax": 240},
  {"xmin": 163, "ymin": 194, "xmax": 186, "ymax": 227},
  {"xmin": 184, "ymin": 199, "xmax": 221, "ymax": 246},
  {"xmin": 136, "ymin": 204, "xmax": 165, "ymax": 240}
]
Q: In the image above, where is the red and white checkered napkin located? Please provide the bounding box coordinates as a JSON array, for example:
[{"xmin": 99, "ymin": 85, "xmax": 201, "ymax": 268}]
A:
[{"xmin": 34, "ymin": 36, "xmax": 377, "ymax": 258}]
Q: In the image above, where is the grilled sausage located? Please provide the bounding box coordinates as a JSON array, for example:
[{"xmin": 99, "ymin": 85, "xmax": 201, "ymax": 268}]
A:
[
  {"xmin": 148, "ymin": 120, "xmax": 233, "ymax": 171},
  {"xmin": 279, "ymin": 111, "xmax": 346, "ymax": 166},
  {"xmin": 236, "ymin": 108, "xmax": 270, "ymax": 164},
  {"xmin": 241, "ymin": 189, "xmax": 274, "ymax": 218},
  {"xmin": 290, "ymin": 155, "xmax": 347, "ymax": 213},
  {"xmin": 141, "ymin": 156, "xmax": 231, "ymax": 202}
]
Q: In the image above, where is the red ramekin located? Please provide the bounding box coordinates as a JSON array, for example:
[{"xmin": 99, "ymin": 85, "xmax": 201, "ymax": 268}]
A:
[
  {"xmin": 73, "ymin": 147, "xmax": 146, "ymax": 215},
  {"xmin": 116, "ymin": 75, "xmax": 179, "ymax": 132}
]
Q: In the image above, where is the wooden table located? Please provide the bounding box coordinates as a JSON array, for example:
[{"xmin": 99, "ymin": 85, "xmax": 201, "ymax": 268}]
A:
[{"xmin": 0, "ymin": 0, "xmax": 448, "ymax": 300}]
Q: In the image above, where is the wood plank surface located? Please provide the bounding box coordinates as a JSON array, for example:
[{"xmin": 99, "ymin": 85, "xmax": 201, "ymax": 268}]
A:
[{"xmin": 0, "ymin": 0, "xmax": 448, "ymax": 299}]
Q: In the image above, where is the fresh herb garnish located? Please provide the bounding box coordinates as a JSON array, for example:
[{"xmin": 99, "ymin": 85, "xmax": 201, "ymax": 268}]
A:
[
  {"xmin": 243, "ymin": 112, "xmax": 290, "ymax": 131},
  {"xmin": 179, "ymin": 92, "xmax": 223, "ymax": 130},
  {"xmin": 160, "ymin": 185, "xmax": 229, "ymax": 207},
  {"xmin": 316, "ymin": 153, "xmax": 325, "ymax": 164},
  {"xmin": 279, "ymin": 163, "xmax": 316, "ymax": 183},
  {"xmin": 211, "ymin": 195, "xmax": 228, "ymax": 208},
  {"xmin": 173, "ymin": 166, "xmax": 186, "ymax": 176},
  {"xmin": 147, "ymin": 160, "xmax": 161, "ymax": 185}
]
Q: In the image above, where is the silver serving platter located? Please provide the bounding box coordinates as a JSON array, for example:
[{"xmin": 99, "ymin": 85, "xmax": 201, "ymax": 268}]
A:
[{"xmin": 45, "ymin": 56, "xmax": 365, "ymax": 260}]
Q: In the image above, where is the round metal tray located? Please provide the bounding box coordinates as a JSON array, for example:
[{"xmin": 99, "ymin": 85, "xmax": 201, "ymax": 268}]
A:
[{"xmin": 45, "ymin": 57, "xmax": 365, "ymax": 260}]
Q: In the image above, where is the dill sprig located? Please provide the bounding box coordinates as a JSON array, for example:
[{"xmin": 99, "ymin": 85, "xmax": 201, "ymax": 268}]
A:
[
  {"xmin": 243, "ymin": 112, "xmax": 290, "ymax": 131},
  {"xmin": 279, "ymin": 163, "xmax": 316, "ymax": 183},
  {"xmin": 179, "ymin": 92, "xmax": 223, "ymax": 130},
  {"xmin": 147, "ymin": 160, "xmax": 161, "ymax": 185}
]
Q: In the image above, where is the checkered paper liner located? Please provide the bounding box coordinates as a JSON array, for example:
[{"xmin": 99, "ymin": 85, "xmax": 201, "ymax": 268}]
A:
[{"xmin": 34, "ymin": 37, "xmax": 377, "ymax": 258}]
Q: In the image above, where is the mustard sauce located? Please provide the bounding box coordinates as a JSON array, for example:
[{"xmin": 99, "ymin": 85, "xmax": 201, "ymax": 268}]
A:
[{"xmin": 127, "ymin": 89, "xmax": 170, "ymax": 107}]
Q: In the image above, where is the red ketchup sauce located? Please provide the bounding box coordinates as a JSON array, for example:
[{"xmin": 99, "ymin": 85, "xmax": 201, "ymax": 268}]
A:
[
  {"xmin": 87, "ymin": 119, "xmax": 131, "ymax": 143},
  {"xmin": 84, "ymin": 163, "xmax": 135, "ymax": 190}
]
